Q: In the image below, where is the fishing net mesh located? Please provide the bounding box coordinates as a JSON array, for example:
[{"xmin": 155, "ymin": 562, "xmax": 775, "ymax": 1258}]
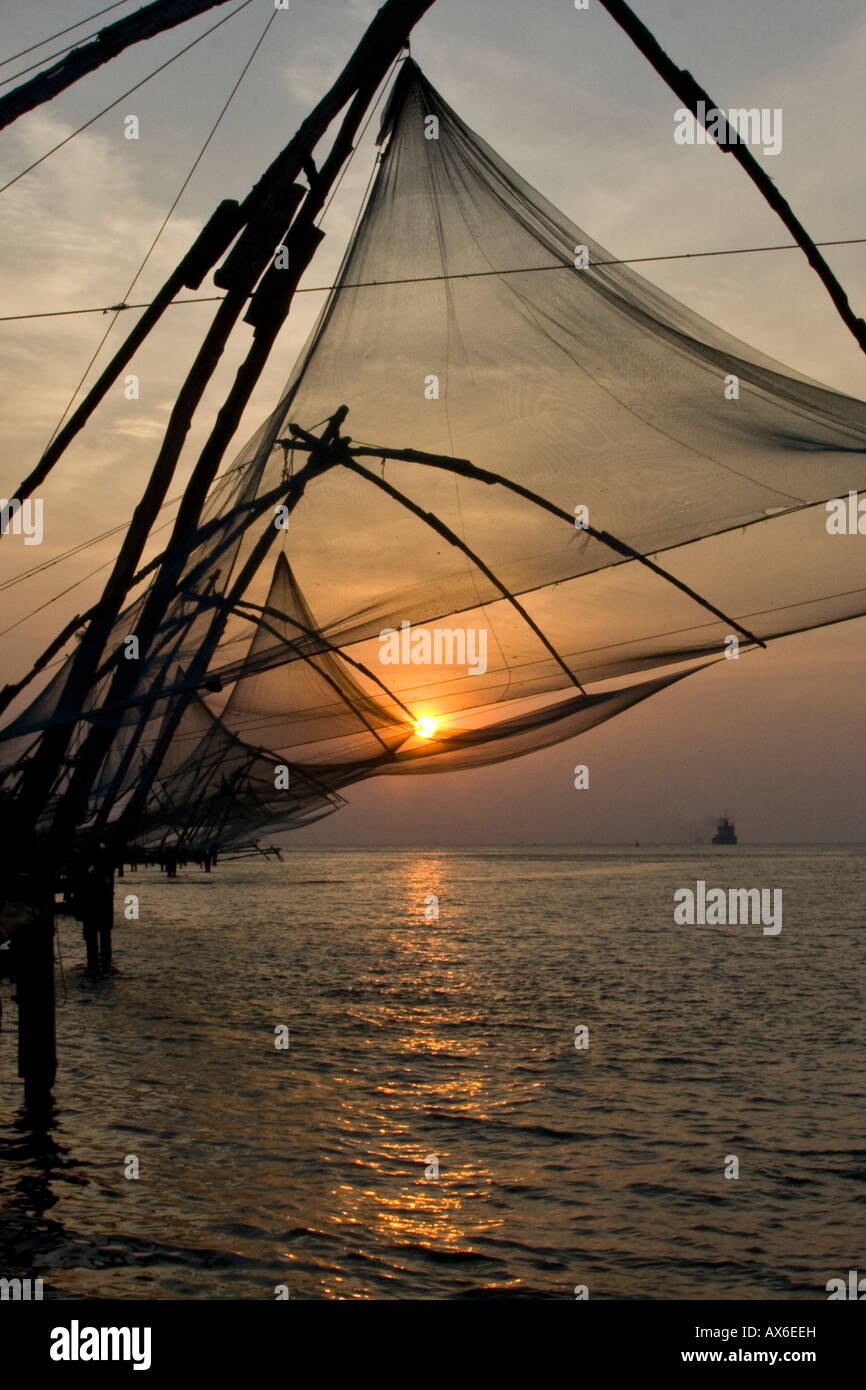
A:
[{"xmin": 3, "ymin": 59, "xmax": 866, "ymax": 849}]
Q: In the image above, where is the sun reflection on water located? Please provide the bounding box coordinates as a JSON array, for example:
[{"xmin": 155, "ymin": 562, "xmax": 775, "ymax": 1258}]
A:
[{"xmin": 318, "ymin": 853, "xmax": 506, "ymax": 1278}]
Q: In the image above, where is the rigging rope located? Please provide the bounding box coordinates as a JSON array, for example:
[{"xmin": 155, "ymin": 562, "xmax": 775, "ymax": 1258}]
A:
[
  {"xmin": 0, "ymin": 1, "xmax": 131, "ymax": 68},
  {"xmin": 3, "ymin": 237, "xmax": 865, "ymax": 322}
]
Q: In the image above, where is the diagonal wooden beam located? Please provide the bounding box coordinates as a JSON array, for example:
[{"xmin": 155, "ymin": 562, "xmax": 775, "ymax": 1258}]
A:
[
  {"xmin": 0, "ymin": 1, "xmax": 238, "ymax": 132},
  {"xmin": 342, "ymin": 456, "xmax": 588, "ymax": 695},
  {"xmin": 347, "ymin": 444, "xmax": 766, "ymax": 648},
  {"xmin": 597, "ymin": 0, "xmax": 866, "ymax": 356}
]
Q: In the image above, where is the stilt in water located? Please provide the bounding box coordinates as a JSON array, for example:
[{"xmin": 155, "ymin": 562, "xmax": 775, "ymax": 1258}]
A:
[
  {"xmin": 98, "ymin": 869, "xmax": 113, "ymax": 973},
  {"xmin": 77, "ymin": 856, "xmax": 115, "ymax": 976},
  {"xmin": 7, "ymin": 875, "xmax": 57, "ymax": 1108},
  {"xmin": 83, "ymin": 915, "xmax": 100, "ymax": 976}
]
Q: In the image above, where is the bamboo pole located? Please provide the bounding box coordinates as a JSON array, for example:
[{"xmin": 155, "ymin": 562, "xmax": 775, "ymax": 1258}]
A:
[
  {"xmin": 6, "ymin": 0, "xmax": 435, "ymax": 1103},
  {"xmin": 51, "ymin": 213, "xmax": 318, "ymax": 843},
  {"xmin": 0, "ymin": 479, "xmax": 294, "ymax": 721}
]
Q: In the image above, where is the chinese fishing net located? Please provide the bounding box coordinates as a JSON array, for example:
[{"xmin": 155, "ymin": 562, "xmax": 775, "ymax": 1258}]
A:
[{"xmin": 3, "ymin": 58, "xmax": 866, "ymax": 850}]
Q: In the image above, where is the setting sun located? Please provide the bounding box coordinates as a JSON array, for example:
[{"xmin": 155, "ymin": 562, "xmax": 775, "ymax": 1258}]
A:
[{"xmin": 414, "ymin": 715, "xmax": 439, "ymax": 739}]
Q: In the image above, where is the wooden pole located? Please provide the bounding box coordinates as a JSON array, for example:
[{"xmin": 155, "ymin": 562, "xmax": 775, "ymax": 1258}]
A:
[
  {"xmin": 3, "ymin": 201, "xmax": 243, "ymax": 513},
  {"xmin": 0, "ymin": 0, "xmax": 237, "ymax": 133},
  {"xmin": 8, "ymin": 884, "xmax": 57, "ymax": 1107},
  {"xmin": 13, "ymin": 290, "xmax": 251, "ymax": 843},
  {"xmin": 77, "ymin": 858, "xmax": 115, "ymax": 976},
  {"xmin": 597, "ymin": 0, "xmax": 866, "ymax": 357},
  {"xmin": 113, "ymin": 410, "xmax": 350, "ymax": 838}
]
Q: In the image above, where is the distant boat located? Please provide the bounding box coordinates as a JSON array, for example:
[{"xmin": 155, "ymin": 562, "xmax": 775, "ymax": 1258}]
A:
[{"xmin": 712, "ymin": 814, "xmax": 737, "ymax": 845}]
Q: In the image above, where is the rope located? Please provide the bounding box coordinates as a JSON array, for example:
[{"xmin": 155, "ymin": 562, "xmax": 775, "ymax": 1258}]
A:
[
  {"xmin": 0, "ymin": 501, "xmax": 182, "ymax": 595},
  {"xmin": 0, "ymin": 1, "xmax": 131, "ymax": 69},
  {"xmin": 4, "ymin": 237, "xmax": 865, "ymax": 321},
  {"xmin": 0, "ymin": 4, "xmax": 137, "ymax": 89},
  {"xmin": 0, "ymin": 440, "xmax": 260, "ymax": 638}
]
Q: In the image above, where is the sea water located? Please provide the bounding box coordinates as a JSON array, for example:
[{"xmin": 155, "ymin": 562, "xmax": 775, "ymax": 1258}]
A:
[{"xmin": 0, "ymin": 845, "xmax": 863, "ymax": 1300}]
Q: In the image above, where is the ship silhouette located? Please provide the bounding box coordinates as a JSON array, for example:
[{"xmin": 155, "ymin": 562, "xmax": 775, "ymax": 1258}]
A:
[{"xmin": 712, "ymin": 814, "xmax": 738, "ymax": 845}]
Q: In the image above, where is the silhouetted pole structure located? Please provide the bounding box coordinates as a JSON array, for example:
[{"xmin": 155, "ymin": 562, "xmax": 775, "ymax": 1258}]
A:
[
  {"xmin": 6, "ymin": 0, "xmax": 438, "ymax": 1105},
  {"xmin": 15, "ymin": 0, "xmax": 436, "ymax": 854},
  {"xmin": 112, "ymin": 409, "xmax": 351, "ymax": 838}
]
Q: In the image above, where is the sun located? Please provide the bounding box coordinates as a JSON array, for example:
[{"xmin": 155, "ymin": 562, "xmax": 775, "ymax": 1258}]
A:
[{"xmin": 414, "ymin": 715, "xmax": 439, "ymax": 739}]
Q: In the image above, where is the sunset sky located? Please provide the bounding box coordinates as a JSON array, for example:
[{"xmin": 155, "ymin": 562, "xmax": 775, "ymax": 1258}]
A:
[{"xmin": 1, "ymin": 0, "xmax": 865, "ymax": 844}]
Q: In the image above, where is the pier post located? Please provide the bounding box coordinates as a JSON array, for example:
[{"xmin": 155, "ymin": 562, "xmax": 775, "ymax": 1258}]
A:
[
  {"xmin": 78, "ymin": 858, "xmax": 114, "ymax": 975},
  {"xmin": 98, "ymin": 867, "xmax": 113, "ymax": 972},
  {"xmin": 83, "ymin": 916, "xmax": 100, "ymax": 975},
  {"xmin": 9, "ymin": 884, "xmax": 57, "ymax": 1106}
]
